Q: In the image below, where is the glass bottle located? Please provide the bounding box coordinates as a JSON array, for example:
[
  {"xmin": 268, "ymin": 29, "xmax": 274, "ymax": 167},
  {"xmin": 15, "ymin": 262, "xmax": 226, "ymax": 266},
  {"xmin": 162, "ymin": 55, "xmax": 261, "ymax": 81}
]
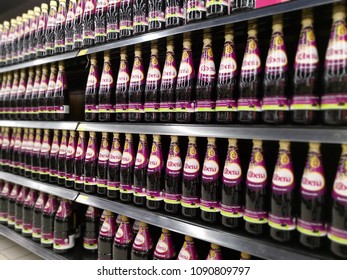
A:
[
  {"xmin": 133, "ymin": 134, "xmax": 148, "ymax": 206},
  {"xmin": 85, "ymin": 54, "xmax": 99, "ymax": 121},
  {"xmin": 120, "ymin": 133, "xmax": 135, "ymax": 202},
  {"xmin": 45, "ymin": 1, "xmax": 58, "ymax": 56},
  {"xmin": 82, "ymin": 0, "xmax": 96, "ymax": 47},
  {"xmin": 37, "ymin": 4, "xmax": 49, "ymax": 57},
  {"xmin": 107, "ymin": 132, "xmax": 122, "ymax": 199},
  {"xmin": 74, "ymin": 131, "xmax": 87, "ymax": 191},
  {"xmin": 106, "ymin": 0, "xmax": 120, "ymax": 41},
  {"xmin": 65, "ymin": 0, "xmax": 76, "ymax": 52}
]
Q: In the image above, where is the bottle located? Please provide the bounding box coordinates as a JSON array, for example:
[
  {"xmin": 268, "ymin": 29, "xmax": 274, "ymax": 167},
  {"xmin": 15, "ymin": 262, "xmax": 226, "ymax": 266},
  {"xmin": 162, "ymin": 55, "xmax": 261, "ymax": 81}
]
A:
[
  {"xmin": 53, "ymin": 199, "xmax": 76, "ymax": 253},
  {"xmin": 244, "ymin": 140, "xmax": 268, "ymax": 235},
  {"xmin": 269, "ymin": 141, "xmax": 296, "ymax": 242},
  {"xmin": 83, "ymin": 0, "xmax": 96, "ymax": 47},
  {"xmin": 99, "ymin": 209, "xmax": 107, "ymax": 229},
  {"xmin": 84, "ymin": 132, "xmax": 99, "ymax": 193},
  {"xmin": 0, "ymin": 22, "xmax": 9, "ymax": 66},
  {"xmin": 115, "ymin": 48, "xmax": 130, "ymax": 122},
  {"xmin": 37, "ymin": 65, "xmax": 50, "ymax": 120},
  {"xmin": 24, "ymin": 128, "xmax": 35, "ymax": 177},
  {"xmin": 146, "ymin": 135, "xmax": 164, "ymax": 211},
  {"xmin": 238, "ymin": 21, "xmax": 262, "ymax": 124},
  {"xmin": 6, "ymin": 19, "xmax": 15, "ymax": 65},
  {"xmin": 206, "ymin": 0, "xmax": 228, "ymax": 18},
  {"xmin": 160, "ymin": 37, "xmax": 177, "ymax": 123},
  {"xmin": 0, "ymin": 75, "xmax": 7, "ymax": 119},
  {"xmin": 32, "ymin": 192, "xmax": 48, "ymax": 242},
  {"xmin": 322, "ymin": 3, "xmax": 347, "ymax": 125},
  {"xmin": 39, "ymin": 130, "xmax": 52, "ymax": 182},
  {"xmin": 3, "ymin": 72, "xmax": 13, "ymax": 120},
  {"xmin": 84, "ymin": 206, "xmax": 101, "ymax": 252},
  {"xmin": 298, "ymin": 142, "xmax": 326, "ymax": 249},
  {"xmin": 41, "ymin": 195, "xmax": 58, "ymax": 247},
  {"xmin": 22, "ymin": 189, "xmax": 38, "ymax": 237},
  {"xmin": 29, "ymin": 7, "xmax": 40, "ymax": 59},
  {"xmin": 49, "ymin": 130, "xmax": 61, "ymax": 183},
  {"xmin": 176, "ymin": 33, "xmax": 195, "ymax": 123},
  {"xmin": 113, "ymin": 215, "xmax": 133, "ymax": 259},
  {"xmin": 206, "ymin": 243, "xmax": 223, "ymax": 260},
  {"xmin": 17, "ymin": 16, "xmax": 24, "ymax": 63},
  {"xmin": 164, "ymin": 136, "xmax": 182, "ymax": 214},
  {"xmin": 15, "ymin": 187, "xmax": 29, "ymax": 233},
  {"xmin": 186, "ymin": 0, "xmax": 206, "ymax": 23},
  {"xmin": 74, "ymin": 0, "xmax": 85, "ymax": 49},
  {"xmin": 19, "ymin": 129, "xmax": 28, "ymax": 176},
  {"xmin": 9, "ymin": 71, "xmax": 19, "ymax": 120},
  {"xmin": 23, "ymin": 68, "xmax": 34, "ymax": 120},
  {"xmin": 57, "ymin": 130, "xmax": 69, "ymax": 185},
  {"xmin": 31, "ymin": 129, "xmax": 43, "ymax": 180},
  {"xmin": 153, "ymin": 228, "xmax": 176, "ymax": 260},
  {"xmin": 132, "ymin": 219, "xmax": 140, "ymax": 234},
  {"xmin": 42, "ymin": 63, "xmax": 57, "ymax": 121},
  {"xmin": 53, "ymin": 61, "xmax": 69, "ymax": 121},
  {"xmin": 95, "ymin": 0, "xmax": 108, "ymax": 44},
  {"xmin": 131, "ymin": 221, "xmax": 153, "ymax": 260},
  {"xmin": 99, "ymin": 51, "xmax": 115, "ymax": 122},
  {"xmin": 65, "ymin": 131, "xmax": 77, "ymax": 188},
  {"xmin": 0, "ymin": 182, "xmax": 12, "ymax": 225},
  {"xmin": 232, "ymin": 0, "xmax": 254, "ymax": 11},
  {"xmin": 65, "ymin": 0, "xmax": 76, "ymax": 52},
  {"xmin": 98, "ymin": 210, "xmax": 116, "ymax": 260},
  {"xmin": 7, "ymin": 184, "xmax": 20, "ymax": 228},
  {"xmin": 0, "ymin": 128, "xmax": 10, "ymax": 171},
  {"xmin": 181, "ymin": 136, "xmax": 200, "ymax": 218},
  {"xmin": 12, "ymin": 127, "xmax": 23, "ymax": 174},
  {"xmin": 74, "ymin": 131, "xmax": 87, "ymax": 191},
  {"xmin": 37, "ymin": 4, "xmax": 49, "ymax": 57},
  {"xmin": 329, "ymin": 144, "xmax": 347, "ymax": 258},
  {"xmin": 46, "ymin": 1, "xmax": 58, "ymax": 56},
  {"xmin": 148, "ymin": 0, "xmax": 165, "ymax": 32},
  {"xmin": 291, "ymin": 9, "xmax": 319, "ymax": 125},
  {"xmin": 85, "ymin": 53, "xmax": 99, "ymax": 122},
  {"xmin": 262, "ymin": 16, "xmax": 289, "ymax": 124},
  {"xmin": 216, "ymin": 26, "xmax": 238, "ymax": 123},
  {"xmin": 177, "ymin": 235, "xmax": 198, "ymax": 260},
  {"xmin": 11, "ymin": 19, "xmax": 18, "ymax": 64},
  {"xmin": 106, "ymin": 0, "xmax": 120, "ymax": 41},
  {"xmin": 133, "ymin": 134, "xmax": 148, "ymax": 206},
  {"xmin": 119, "ymin": 0, "xmax": 133, "ymax": 38},
  {"xmin": 128, "ymin": 45, "xmax": 145, "ymax": 122},
  {"xmin": 120, "ymin": 133, "xmax": 135, "ymax": 202},
  {"xmin": 195, "ymin": 30, "xmax": 216, "ymax": 123},
  {"xmin": 105, "ymin": 133, "xmax": 122, "ymax": 199},
  {"xmin": 144, "ymin": 41, "xmax": 161, "ymax": 122},
  {"xmin": 221, "ymin": 139, "xmax": 243, "ymax": 229},
  {"xmin": 21, "ymin": 14, "xmax": 30, "ymax": 62},
  {"xmin": 16, "ymin": 69, "xmax": 27, "ymax": 120},
  {"xmin": 97, "ymin": 132, "xmax": 111, "ymax": 195},
  {"xmin": 8, "ymin": 129, "xmax": 16, "ymax": 172},
  {"xmin": 30, "ymin": 66, "xmax": 42, "ymax": 121},
  {"xmin": 55, "ymin": 0, "xmax": 67, "ymax": 54},
  {"xmin": 201, "ymin": 137, "xmax": 220, "ymax": 223},
  {"xmin": 133, "ymin": 0, "xmax": 148, "ymax": 36},
  {"xmin": 165, "ymin": 0, "xmax": 184, "ymax": 28}
]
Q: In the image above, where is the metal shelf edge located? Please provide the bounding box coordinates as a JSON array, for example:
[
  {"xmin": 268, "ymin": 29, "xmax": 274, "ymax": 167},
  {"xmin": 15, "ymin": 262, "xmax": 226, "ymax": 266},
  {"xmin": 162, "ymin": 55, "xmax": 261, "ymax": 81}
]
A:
[
  {"xmin": 76, "ymin": 193, "xmax": 327, "ymax": 260},
  {"xmin": 0, "ymin": 224, "xmax": 66, "ymax": 260},
  {"xmin": 0, "ymin": 121, "xmax": 79, "ymax": 130},
  {"xmin": 0, "ymin": 172, "xmax": 79, "ymax": 200}
]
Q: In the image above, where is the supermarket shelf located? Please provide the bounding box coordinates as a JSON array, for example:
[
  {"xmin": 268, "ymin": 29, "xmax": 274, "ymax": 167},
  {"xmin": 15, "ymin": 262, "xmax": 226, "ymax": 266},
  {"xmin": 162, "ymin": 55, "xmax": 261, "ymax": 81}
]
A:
[
  {"xmin": 0, "ymin": 172, "xmax": 79, "ymax": 201},
  {"xmin": 0, "ymin": 224, "xmax": 66, "ymax": 260},
  {"xmin": 77, "ymin": 122, "xmax": 347, "ymax": 144},
  {"xmin": 0, "ymin": 0, "xmax": 339, "ymax": 73},
  {"xmin": 75, "ymin": 193, "xmax": 331, "ymax": 260},
  {"xmin": 0, "ymin": 121, "xmax": 79, "ymax": 130},
  {"xmin": 0, "ymin": 51, "xmax": 78, "ymax": 73}
]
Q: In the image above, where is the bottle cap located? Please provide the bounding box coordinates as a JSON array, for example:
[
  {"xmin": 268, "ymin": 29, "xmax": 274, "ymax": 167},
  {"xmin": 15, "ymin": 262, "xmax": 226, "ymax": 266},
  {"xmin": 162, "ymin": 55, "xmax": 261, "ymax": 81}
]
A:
[
  {"xmin": 112, "ymin": 132, "xmax": 119, "ymax": 137},
  {"xmin": 153, "ymin": 134, "xmax": 161, "ymax": 141},
  {"xmin": 188, "ymin": 136, "xmax": 196, "ymax": 143},
  {"xmin": 139, "ymin": 221, "xmax": 148, "ymax": 227},
  {"xmin": 185, "ymin": 235, "xmax": 193, "ymax": 242},
  {"xmin": 253, "ymin": 139, "xmax": 263, "ymax": 148},
  {"xmin": 342, "ymin": 144, "xmax": 347, "ymax": 154},
  {"xmin": 302, "ymin": 9, "xmax": 313, "ymax": 26},
  {"xmin": 70, "ymin": 130, "xmax": 76, "ymax": 136},
  {"xmin": 211, "ymin": 243, "xmax": 220, "ymax": 250},
  {"xmin": 34, "ymin": 7, "xmax": 41, "ymax": 14},
  {"xmin": 225, "ymin": 24, "xmax": 234, "ymax": 41},
  {"xmin": 121, "ymin": 215, "xmax": 129, "ymax": 222},
  {"xmin": 308, "ymin": 142, "xmax": 320, "ymax": 153},
  {"xmin": 11, "ymin": 19, "xmax": 17, "ymax": 25},
  {"xmin": 203, "ymin": 32, "xmax": 212, "ymax": 45},
  {"xmin": 58, "ymin": 61, "xmax": 64, "ymax": 70},
  {"xmin": 89, "ymin": 131, "xmax": 96, "ymax": 137},
  {"xmin": 333, "ymin": 2, "xmax": 346, "ymax": 21},
  {"xmin": 41, "ymin": 3, "xmax": 49, "ymax": 10},
  {"xmin": 272, "ymin": 14, "xmax": 283, "ymax": 32},
  {"xmin": 50, "ymin": 62, "xmax": 57, "ymax": 70},
  {"xmin": 44, "ymin": 129, "xmax": 50, "ymax": 134},
  {"xmin": 139, "ymin": 134, "xmax": 146, "ymax": 141},
  {"xmin": 28, "ymin": 67, "xmax": 34, "ymax": 74},
  {"xmin": 120, "ymin": 47, "xmax": 127, "ymax": 57},
  {"xmin": 183, "ymin": 33, "xmax": 192, "ymax": 48},
  {"xmin": 134, "ymin": 45, "xmax": 141, "ymax": 56},
  {"xmin": 241, "ymin": 252, "xmax": 251, "ymax": 260},
  {"xmin": 28, "ymin": 10, "xmax": 35, "ymax": 17},
  {"xmin": 151, "ymin": 40, "xmax": 158, "ymax": 54},
  {"xmin": 104, "ymin": 50, "xmax": 110, "ymax": 62},
  {"xmin": 36, "ymin": 128, "xmax": 42, "ymax": 133},
  {"xmin": 16, "ymin": 16, "xmax": 22, "ymax": 23},
  {"xmin": 105, "ymin": 210, "xmax": 113, "ymax": 216},
  {"xmin": 171, "ymin": 135, "xmax": 178, "ymax": 142},
  {"xmin": 20, "ymin": 68, "xmax": 26, "ymax": 75},
  {"xmin": 102, "ymin": 132, "xmax": 108, "ymax": 137},
  {"xmin": 79, "ymin": 131, "xmax": 85, "ymax": 137},
  {"xmin": 125, "ymin": 133, "xmax": 132, "ymax": 139},
  {"xmin": 13, "ymin": 70, "xmax": 19, "ymax": 77},
  {"xmin": 42, "ymin": 64, "xmax": 49, "ymax": 72},
  {"xmin": 162, "ymin": 228, "xmax": 169, "ymax": 234},
  {"xmin": 207, "ymin": 137, "xmax": 216, "ymax": 144},
  {"xmin": 228, "ymin": 138, "xmax": 237, "ymax": 146},
  {"xmin": 50, "ymin": 0, "xmax": 58, "ymax": 7},
  {"xmin": 62, "ymin": 129, "xmax": 68, "ymax": 134},
  {"xmin": 90, "ymin": 53, "xmax": 97, "ymax": 64},
  {"xmin": 279, "ymin": 141, "xmax": 290, "ymax": 151}
]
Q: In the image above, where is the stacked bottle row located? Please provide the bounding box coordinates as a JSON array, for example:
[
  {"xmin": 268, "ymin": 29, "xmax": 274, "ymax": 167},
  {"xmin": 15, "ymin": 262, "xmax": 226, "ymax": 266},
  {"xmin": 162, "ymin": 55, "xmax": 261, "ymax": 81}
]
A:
[
  {"xmin": 0, "ymin": 0, "xmax": 258, "ymax": 66},
  {"xmin": 0, "ymin": 62, "xmax": 69, "ymax": 121},
  {"xmin": 85, "ymin": 6, "xmax": 347, "ymax": 125},
  {"xmin": 0, "ymin": 126, "xmax": 347, "ymax": 258}
]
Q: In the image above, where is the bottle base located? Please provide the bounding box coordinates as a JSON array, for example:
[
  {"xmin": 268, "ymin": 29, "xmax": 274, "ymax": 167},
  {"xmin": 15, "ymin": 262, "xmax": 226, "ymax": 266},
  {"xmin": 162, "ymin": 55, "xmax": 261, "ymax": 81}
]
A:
[
  {"xmin": 74, "ymin": 182, "xmax": 84, "ymax": 191},
  {"xmin": 146, "ymin": 200, "xmax": 162, "ymax": 211},
  {"xmin": 245, "ymin": 222, "xmax": 267, "ymax": 236},
  {"xmin": 201, "ymin": 211, "xmax": 218, "ymax": 224},
  {"xmin": 133, "ymin": 196, "xmax": 146, "ymax": 207},
  {"xmin": 65, "ymin": 181, "xmax": 74, "ymax": 189},
  {"xmin": 299, "ymin": 233, "xmax": 323, "ymax": 249},
  {"xmin": 98, "ymin": 252, "xmax": 112, "ymax": 260},
  {"xmin": 270, "ymin": 228, "xmax": 293, "ymax": 243},
  {"xmin": 330, "ymin": 241, "xmax": 347, "ymax": 258},
  {"xmin": 97, "ymin": 186, "xmax": 107, "ymax": 196},
  {"xmin": 107, "ymin": 189, "xmax": 120, "ymax": 200},
  {"xmin": 181, "ymin": 207, "xmax": 200, "ymax": 219},
  {"xmin": 164, "ymin": 203, "xmax": 180, "ymax": 214},
  {"xmin": 222, "ymin": 216, "xmax": 243, "ymax": 229},
  {"xmin": 84, "ymin": 185, "xmax": 97, "ymax": 194},
  {"xmin": 58, "ymin": 178, "xmax": 66, "ymax": 186},
  {"xmin": 323, "ymin": 110, "xmax": 347, "ymax": 125},
  {"xmin": 39, "ymin": 175, "xmax": 49, "ymax": 182},
  {"xmin": 120, "ymin": 193, "xmax": 133, "ymax": 203},
  {"xmin": 49, "ymin": 176, "xmax": 58, "ymax": 184}
]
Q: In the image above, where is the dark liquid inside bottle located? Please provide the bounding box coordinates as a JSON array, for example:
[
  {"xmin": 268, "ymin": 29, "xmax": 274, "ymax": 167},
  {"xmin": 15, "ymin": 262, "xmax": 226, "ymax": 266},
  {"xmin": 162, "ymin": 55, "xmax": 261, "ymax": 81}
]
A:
[
  {"xmin": 206, "ymin": 0, "xmax": 228, "ymax": 18},
  {"xmin": 74, "ymin": 4, "xmax": 84, "ymax": 49},
  {"xmin": 85, "ymin": 73, "xmax": 99, "ymax": 122},
  {"xmin": 97, "ymin": 160, "xmax": 109, "ymax": 196},
  {"xmin": 245, "ymin": 188, "xmax": 267, "ymax": 235},
  {"xmin": 133, "ymin": 0, "xmax": 148, "ymax": 35},
  {"xmin": 113, "ymin": 243, "xmax": 132, "ymax": 260},
  {"xmin": 84, "ymin": 159, "xmax": 98, "ymax": 194},
  {"xmin": 182, "ymin": 177, "xmax": 200, "ymax": 218},
  {"xmin": 65, "ymin": 157, "xmax": 75, "ymax": 189},
  {"xmin": 164, "ymin": 173, "xmax": 181, "ymax": 214},
  {"xmin": 106, "ymin": 2, "xmax": 120, "ymax": 41},
  {"xmin": 65, "ymin": 13, "xmax": 75, "ymax": 52},
  {"xmin": 330, "ymin": 200, "xmax": 347, "ymax": 258},
  {"xmin": 160, "ymin": 88, "xmax": 175, "ymax": 123},
  {"xmin": 115, "ymin": 79, "xmax": 129, "ymax": 122},
  {"xmin": 31, "ymin": 151, "xmax": 41, "ymax": 180},
  {"xmin": 83, "ymin": 3, "xmax": 96, "ymax": 47},
  {"xmin": 107, "ymin": 164, "xmax": 121, "ymax": 199},
  {"xmin": 128, "ymin": 85, "xmax": 145, "ymax": 122},
  {"xmin": 99, "ymin": 85, "xmax": 115, "ymax": 122},
  {"xmin": 84, "ymin": 214, "xmax": 99, "ymax": 253},
  {"xmin": 55, "ymin": 21, "xmax": 66, "ymax": 54},
  {"xmin": 12, "ymin": 146, "xmax": 21, "ymax": 175},
  {"xmin": 148, "ymin": 0, "xmax": 165, "ymax": 32},
  {"xmin": 221, "ymin": 183, "xmax": 243, "ymax": 229},
  {"xmin": 54, "ymin": 214, "xmax": 75, "ymax": 254},
  {"xmin": 58, "ymin": 155, "xmax": 67, "ymax": 186},
  {"xmin": 131, "ymin": 248, "xmax": 152, "ymax": 260},
  {"xmin": 145, "ymin": 83, "xmax": 160, "ymax": 122},
  {"xmin": 232, "ymin": 0, "xmax": 255, "ymax": 12},
  {"xmin": 119, "ymin": 0, "xmax": 133, "ymax": 38},
  {"xmin": 49, "ymin": 152, "xmax": 59, "ymax": 184},
  {"xmin": 14, "ymin": 200, "xmax": 24, "ymax": 233},
  {"xmin": 32, "ymin": 207, "xmax": 44, "ymax": 242},
  {"xmin": 7, "ymin": 196, "xmax": 16, "ymax": 228},
  {"xmin": 37, "ymin": 24, "xmax": 47, "ymax": 57},
  {"xmin": 98, "ymin": 235, "xmax": 113, "ymax": 260},
  {"xmin": 133, "ymin": 167, "xmax": 146, "ymax": 206},
  {"xmin": 216, "ymin": 82, "xmax": 237, "ymax": 123},
  {"xmin": 175, "ymin": 83, "xmax": 194, "ymax": 123},
  {"xmin": 120, "ymin": 167, "xmax": 134, "ymax": 203},
  {"xmin": 53, "ymin": 83, "xmax": 69, "ymax": 122},
  {"xmin": 165, "ymin": 0, "xmax": 184, "ymax": 28},
  {"xmin": 146, "ymin": 167, "xmax": 164, "ymax": 211},
  {"xmin": 0, "ymin": 189, "xmax": 10, "ymax": 225},
  {"xmin": 95, "ymin": 4, "xmax": 107, "ymax": 44},
  {"xmin": 238, "ymin": 77, "xmax": 261, "ymax": 124},
  {"xmin": 74, "ymin": 157, "xmax": 85, "ymax": 191},
  {"xmin": 195, "ymin": 84, "xmax": 215, "ymax": 124},
  {"xmin": 39, "ymin": 151, "xmax": 51, "ymax": 182},
  {"xmin": 45, "ymin": 24, "xmax": 56, "ymax": 56},
  {"xmin": 201, "ymin": 180, "xmax": 219, "ymax": 223},
  {"xmin": 41, "ymin": 211, "xmax": 55, "ymax": 248},
  {"xmin": 22, "ymin": 204, "xmax": 34, "ymax": 237},
  {"xmin": 186, "ymin": 0, "xmax": 206, "ymax": 23}
]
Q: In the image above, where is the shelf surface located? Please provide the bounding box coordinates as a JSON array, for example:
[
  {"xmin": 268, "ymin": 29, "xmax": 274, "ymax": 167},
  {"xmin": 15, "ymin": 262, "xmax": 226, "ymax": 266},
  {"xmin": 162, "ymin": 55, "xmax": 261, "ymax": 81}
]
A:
[
  {"xmin": 0, "ymin": 121, "xmax": 79, "ymax": 130},
  {"xmin": 0, "ymin": 172, "xmax": 79, "ymax": 201},
  {"xmin": 76, "ymin": 193, "xmax": 332, "ymax": 260},
  {"xmin": 78, "ymin": 122, "xmax": 347, "ymax": 144},
  {"xmin": 0, "ymin": 0, "xmax": 339, "ymax": 73}
]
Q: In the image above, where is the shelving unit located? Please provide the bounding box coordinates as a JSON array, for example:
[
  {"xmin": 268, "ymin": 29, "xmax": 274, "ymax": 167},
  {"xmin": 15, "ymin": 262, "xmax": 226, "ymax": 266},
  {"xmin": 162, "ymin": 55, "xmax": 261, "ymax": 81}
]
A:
[{"xmin": 0, "ymin": 121, "xmax": 79, "ymax": 130}]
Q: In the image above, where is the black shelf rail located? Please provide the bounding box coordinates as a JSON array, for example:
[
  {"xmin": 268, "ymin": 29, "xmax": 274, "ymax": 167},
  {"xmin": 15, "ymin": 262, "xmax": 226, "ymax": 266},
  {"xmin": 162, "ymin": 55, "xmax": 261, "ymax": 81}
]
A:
[{"xmin": 0, "ymin": 0, "xmax": 340, "ymax": 74}]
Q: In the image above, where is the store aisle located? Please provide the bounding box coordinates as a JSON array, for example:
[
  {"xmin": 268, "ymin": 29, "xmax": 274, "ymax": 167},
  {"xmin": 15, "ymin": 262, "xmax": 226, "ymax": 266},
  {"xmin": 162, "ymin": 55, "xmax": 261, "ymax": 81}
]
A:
[{"xmin": 0, "ymin": 235, "xmax": 42, "ymax": 260}]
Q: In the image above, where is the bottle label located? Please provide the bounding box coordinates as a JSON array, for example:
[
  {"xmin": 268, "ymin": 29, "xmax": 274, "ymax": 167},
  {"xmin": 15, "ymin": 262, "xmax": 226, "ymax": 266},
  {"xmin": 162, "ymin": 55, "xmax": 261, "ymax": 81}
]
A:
[
  {"xmin": 177, "ymin": 48, "xmax": 195, "ymax": 87},
  {"xmin": 121, "ymin": 140, "xmax": 134, "ymax": 168},
  {"xmin": 198, "ymin": 44, "xmax": 216, "ymax": 83},
  {"xmin": 133, "ymin": 15, "xmax": 148, "ymax": 27},
  {"xmin": 133, "ymin": 185, "xmax": 146, "ymax": 197},
  {"xmin": 332, "ymin": 154, "xmax": 347, "ymax": 205},
  {"xmin": 165, "ymin": 6, "xmax": 184, "ymax": 19},
  {"xmin": 154, "ymin": 232, "xmax": 176, "ymax": 259},
  {"xmin": 133, "ymin": 227, "xmax": 153, "ymax": 252},
  {"xmin": 241, "ymin": 37, "xmax": 262, "ymax": 75},
  {"xmin": 206, "ymin": 248, "xmax": 223, "ymax": 260},
  {"xmin": 175, "ymin": 101, "xmax": 195, "ymax": 113},
  {"xmin": 206, "ymin": 0, "xmax": 228, "ymax": 7},
  {"xmin": 294, "ymin": 27, "xmax": 319, "ymax": 70},
  {"xmin": 87, "ymin": 65, "xmax": 100, "ymax": 88},
  {"xmin": 183, "ymin": 144, "xmax": 200, "ymax": 180},
  {"xmin": 146, "ymin": 190, "xmax": 164, "ymax": 201},
  {"xmin": 120, "ymin": 20, "xmax": 133, "ymax": 31},
  {"xmin": 159, "ymin": 101, "xmax": 175, "ymax": 112},
  {"xmin": 238, "ymin": 98, "xmax": 261, "ymax": 112},
  {"xmin": 135, "ymin": 140, "xmax": 148, "ymax": 170},
  {"xmin": 99, "ymin": 214, "xmax": 116, "ymax": 238},
  {"xmin": 164, "ymin": 193, "xmax": 181, "ymax": 205},
  {"xmin": 321, "ymin": 95, "xmax": 347, "ymax": 110},
  {"xmin": 85, "ymin": 104, "xmax": 99, "ymax": 113},
  {"xmin": 149, "ymin": 10, "xmax": 165, "ymax": 23},
  {"xmin": 54, "ymin": 234, "xmax": 76, "ymax": 251},
  {"xmin": 129, "ymin": 57, "xmax": 145, "ymax": 87},
  {"xmin": 98, "ymin": 140, "xmax": 110, "ymax": 164},
  {"xmin": 262, "ymin": 97, "xmax": 289, "ymax": 111},
  {"xmin": 200, "ymin": 199, "xmax": 220, "ymax": 212},
  {"xmin": 297, "ymin": 219, "xmax": 327, "ymax": 237},
  {"xmin": 300, "ymin": 151, "xmax": 325, "ymax": 198},
  {"xmin": 290, "ymin": 96, "xmax": 320, "ymax": 111},
  {"xmin": 271, "ymin": 149, "xmax": 295, "ymax": 194},
  {"xmin": 202, "ymin": 144, "xmax": 220, "ymax": 182},
  {"xmin": 187, "ymin": 1, "xmax": 207, "ymax": 13},
  {"xmin": 328, "ymin": 226, "xmax": 347, "ymax": 245},
  {"xmin": 268, "ymin": 214, "xmax": 296, "ymax": 231},
  {"xmin": 148, "ymin": 141, "xmax": 164, "ymax": 174},
  {"xmin": 109, "ymin": 138, "xmax": 122, "ymax": 167},
  {"xmin": 265, "ymin": 32, "xmax": 288, "ymax": 73},
  {"xmin": 115, "ymin": 221, "xmax": 133, "ymax": 245},
  {"xmin": 177, "ymin": 241, "xmax": 198, "ymax": 260},
  {"xmin": 246, "ymin": 148, "xmax": 267, "ymax": 190},
  {"xmin": 85, "ymin": 140, "xmax": 98, "ymax": 162},
  {"xmin": 41, "ymin": 232, "xmax": 54, "ymax": 244},
  {"xmin": 83, "ymin": 237, "xmax": 98, "ymax": 250},
  {"xmin": 166, "ymin": 142, "xmax": 182, "ymax": 177},
  {"xmin": 161, "ymin": 51, "xmax": 177, "ymax": 91},
  {"xmin": 116, "ymin": 60, "xmax": 130, "ymax": 87},
  {"xmin": 243, "ymin": 209, "xmax": 268, "ymax": 224},
  {"xmin": 75, "ymin": 138, "xmax": 86, "ymax": 160},
  {"xmin": 195, "ymin": 100, "xmax": 215, "ymax": 112},
  {"xmin": 66, "ymin": 138, "xmax": 76, "ymax": 160}
]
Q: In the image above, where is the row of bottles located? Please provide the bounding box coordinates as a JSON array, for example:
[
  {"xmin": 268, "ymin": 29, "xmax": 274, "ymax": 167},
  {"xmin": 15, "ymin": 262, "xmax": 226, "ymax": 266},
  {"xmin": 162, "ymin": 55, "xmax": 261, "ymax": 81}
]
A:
[
  {"xmin": 84, "ymin": 6, "xmax": 347, "ymax": 125},
  {"xmin": 0, "ymin": 0, "xmax": 257, "ymax": 65},
  {"xmin": 0, "ymin": 62, "xmax": 69, "ymax": 121},
  {"xmin": 0, "ymin": 126, "xmax": 346, "ymax": 258}
]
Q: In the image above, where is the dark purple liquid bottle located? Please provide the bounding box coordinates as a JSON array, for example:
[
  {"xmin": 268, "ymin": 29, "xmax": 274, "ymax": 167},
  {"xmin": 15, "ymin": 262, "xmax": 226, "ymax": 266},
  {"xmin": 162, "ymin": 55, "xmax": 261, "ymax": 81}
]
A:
[
  {"xmin": 55, "ymin": 0, "xmax": 67, "ymax": 54},
  {"xmin": 39, "ymin": 129, "xmax": 52, "ymax": 182},
  {"xmin": 95, "ymin": 0, "xmax": 107, "ymax": 44},
  {"xmin": 16, "ymin": 69, "xmax": 27, "ymax": 120},
  {"xmin": 119, "ymin": 0, "xmax": 133, "ymax": 38},
  {"xmin": 131, "ymin": 222, "xmax": 153, "ymax": 260},
  {"xmin": 24, "ymin": 129, "xmax": 35, "ymax": 178},
  {"xmin": 112, "ymin": 215, "xmax": 133, "ymax": 260},
  {"xmin": 65, "ymin": 0, "xmax": 76, "ymax": 52},
  {"xmin": 31, "ymin": 66, "xmax": 43, "ymax": 121},
  {"xmin": 19, "ymin": 129, "xmax": 28, "ymax": 176},
  {"xmin": 37, "ymin": 65, "xmax": 50, "ymax": 120},
  {"xmin": 153, "ymin": 229, "xmax": 176, "ymax": 260},
  {"xmin": 12, "ymin": 128, "xmax": 23, "ymax": 174},
  {"xmin": 9, "ymin": 71, "xmax": 20, "ymax": 121},
  {"xmin": 74, "ymin": 0, "xmax": 86, "ymax": 49},
  {"xmin": 32, "ymin": 192, "xmax": 48, "ymax": 242},
  {"xmin": 74, "ymin": 131, "xmax": 87, "ymax": 191},
  {"xmin": 37, "ymin": 4, "xmax": 49, "ymax": 57},
  {"xmin": 22, "ymin": 189, "xmax": 38, "ymax": 237},
  {"xmin": 106, "ymin": 0, "xmax": 120, "ymax": 41},
  {"xmin": 49, "ymin": 130, "xmax": 61, "ymax": 183},
  {"xmin": 83, "ymin": 0, "xmax": 96, "ymax": 47},
  {"xmin": 15, "ymin": 187, "xmax": 29, "ymax": 233},
  {"xmin": 31, "ymin": 129, "xmax": 43, "ymax": 180},
  {"xmin": 57, "ymin": 130, "xmax": 69, "ymax": 185},
  {"xmin": 7, "ymin": 184, "xmax": 19, "ymax": 228},
  {"xmin": 42, "ymin": 64, "xmax": 57, "ymax": 121},
  {"xmin": 53, "ymin": 62, "xmax": 69, "ymax": 121},
  {"xmin": 120, "ymin": 134, "xmax": 135, "ymax": 202},
  {"xmin": 107, "ymin": 133, "xmax": 122, "ymax": 199},
  {"xmin": 133, "ymin": 134, "xmax": 148, "ymax": 206},
  {"xmin": 65, "ymin": 131, "xmax": 77, "ymax": 188},
  {"xmin": 148, "ymin": 0, "xmax": 165, "ymax": 32},
  {"xmin": 98, "ymin": 211, "xmax": 116, "ymax": 260},
  {"xmin": 23, "ymin": 68, "xmax": 34, "ymax": 120},
  {"xmin": 41, "ymin": 195, "xmax": 58, "ymax": 248},
  {"xmin": 165, "ymin": 0, "xmax": 184, "ymax": 28},
  {"xmin": 83, "ymin": 206, "xmax": 101, "ymax": 253},
  {"xmin": 85, "ymin": 54, "xmax": 99, "ymax": 121},
  {"xmin": 97, "ymin": 132, "xmax": 111, "ymax": 196},
  {"xmin": 133, "ymin": 0, "xmax": 148, "ymax": 36},
  {"xmin": 45, "ymin": 1, "xmax": 58, "ymax": 56},
  {"xmin": 84, "ymin": 132, "xmax": 99, "ymax": 193}
]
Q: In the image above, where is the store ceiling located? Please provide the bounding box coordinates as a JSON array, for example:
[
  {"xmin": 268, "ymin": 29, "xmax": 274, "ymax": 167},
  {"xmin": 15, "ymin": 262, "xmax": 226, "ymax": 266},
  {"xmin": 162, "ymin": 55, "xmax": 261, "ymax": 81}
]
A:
[{"xmin": 0, "ymin": 0, "xmax": 50, "ymax": 22}]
